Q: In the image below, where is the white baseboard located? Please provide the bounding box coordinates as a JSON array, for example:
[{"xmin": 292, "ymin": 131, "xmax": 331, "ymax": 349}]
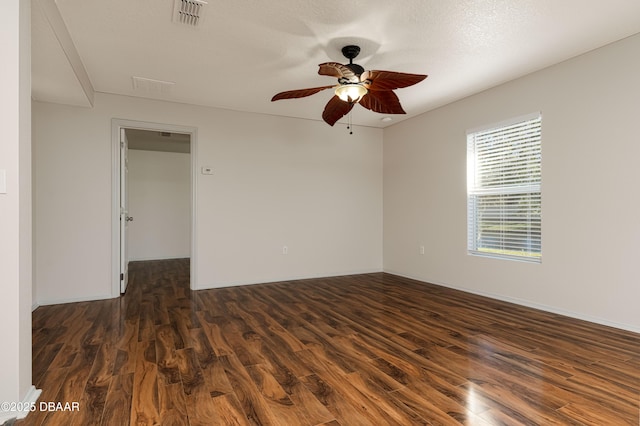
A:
[
  {"xmin": 36, "ymin": 269, "xmax": 383, "ymax": 305},
  {"xmin": 31, "ymin": 302, "xmax": 39, "ymax": 312},
  {"xmin": 195, "ymin": 268, "xmax": 384, "ymax": 290},
  {"xmin": 384, "ymin": 270, "xmax": 640, "ymax": 334},
  {"xmin": 0, "ymin": 385, "xmax": 42, "ymax": 423},
  {"xmin": 37, "ymin": 293, "xmax": 113, "ymax": 307}
]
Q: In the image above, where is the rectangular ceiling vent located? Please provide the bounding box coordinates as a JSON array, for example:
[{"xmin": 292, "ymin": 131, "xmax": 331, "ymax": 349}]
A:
[
  {"xmin": 132, "ymin": 76, "xmax": 175, "ymax": 94},
  {"xmin": 173, "ymin": 0, "xmax": 207, "ymax": 26}
]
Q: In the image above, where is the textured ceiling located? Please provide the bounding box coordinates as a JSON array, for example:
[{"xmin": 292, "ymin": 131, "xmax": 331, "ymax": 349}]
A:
[{"xmin": 32, "ymin": 0, "xmax": 640, "ymax": 128}]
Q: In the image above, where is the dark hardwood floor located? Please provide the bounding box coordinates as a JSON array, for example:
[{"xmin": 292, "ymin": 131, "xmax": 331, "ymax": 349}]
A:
[{"xmin": 20, "ymin": 259, "xmax": 640, "ymax": 425}]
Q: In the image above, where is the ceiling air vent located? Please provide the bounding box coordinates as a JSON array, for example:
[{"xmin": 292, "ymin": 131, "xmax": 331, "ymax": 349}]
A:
[
  {"xmin": 173, "ymin": 0, "xmax": 207, "ymax": 26},
  {"xmin": 132, "ymin": 76, "xmax": 175, "ymax": 94}
]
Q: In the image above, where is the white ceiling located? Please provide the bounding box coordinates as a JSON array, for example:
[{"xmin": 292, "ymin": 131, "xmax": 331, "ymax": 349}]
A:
[{"xmin": 31, "ymin": 0, "xmax": 640, "ymax": 129}]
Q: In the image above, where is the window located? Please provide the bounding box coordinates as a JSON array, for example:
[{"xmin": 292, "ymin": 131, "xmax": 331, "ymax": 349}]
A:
[{"xmin": 467, "ymin": 113, "xmax": 542, "ymax": 262}]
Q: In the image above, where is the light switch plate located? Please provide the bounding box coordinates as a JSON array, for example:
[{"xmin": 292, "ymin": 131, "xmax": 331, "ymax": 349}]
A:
[
  {"xmin": 0, "ymin": 169, "xmax": 6, "ymax": 194},
  {"xmin": 201, "ymin": 166, "xmax": 214, "ymax": 175}
]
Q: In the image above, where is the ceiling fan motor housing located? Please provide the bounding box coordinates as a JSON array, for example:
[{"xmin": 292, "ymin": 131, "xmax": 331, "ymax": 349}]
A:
[
  {"xmin": 342, "ymin": 45, "xmax": 365, "ymax": 75},
  {"xmin": 341, "ymin": 45, "xmax": 361, "ymax": 60},
  {"xmin": 346, "ymin": 63, "xmax": 365, "ymax": 76}
]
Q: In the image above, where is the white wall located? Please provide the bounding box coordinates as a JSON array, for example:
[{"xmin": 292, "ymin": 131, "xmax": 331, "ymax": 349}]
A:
[
  {"xmin": 32, "ymin": 26, "xmax": 639, "ymax": 334},
  {"xmin": 0, "ymin": 0, "xmax": 36, "ymax": 420},
  {"xmin": 128, "ymin": 149, "xmax": 191, "ymax": 261},
  {"xmin": 33, "ymin": 93, "xmax": 383, "ymax": 304},
  {"xmin": 384, "ymin": 33, "xmax": 640, "ymax": 332}
]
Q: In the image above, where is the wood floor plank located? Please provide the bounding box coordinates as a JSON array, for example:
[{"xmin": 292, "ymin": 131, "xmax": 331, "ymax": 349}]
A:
[
  {"xmin": 152, "ymin": 294, "xmax": 171, "ymax": 326},
  {"xmin": 217, "ymin": 353, "xmax": 283, "ymax": 426},
  {"xmin": 157, "ymin": 382, "xmax": 188, "ymax": 426},
  {"xmin": 155, "ymin": 324, "xmax": 182, "ymax": 385},
  {"xmin": 231, "ymin": 290, "xmax": 308, "ymax": 353},
  {"xmin": 137, "ymin": 302, "xmax": 156, "ymax": 343},
  {"xmin": 586, "ymin": 358, "xmax": 640, "ymax": 390},
  {"xmin": 20, "ymin": 259, "xmax": 640, "ymax": 425},
  {"xmin": 556, "ymin": 401, "xmax": 637, "ymax": 426},
  {"xmin": 222, "ymin": 303, "xmax": 313, "ymax": 378},
  {"xmin": 130, "ymin": 340, "xmax": 160, "ymax": 426},
  {"xmin": 112, "ymin": 318, "xmax": 139, "ymax": 376},
  {"xmin": 299, "ymin": 372, "xmax": 374, "ymax": 426},
  {"xmin": 244, "ymin": 363, "xmax": 312, "ymax": 425},
  {"xmin": 196, "ymin": 310, "xmax": 236, "ymax": 358},
  {"xmin": 298, "ymin": 347, "xmax": 430, "ymax": 425},
  {"xmin": 32, "ymin": 343, "xmax": 64, "ymax": 387},
  {"xmin": 36, "ymin": 344, "xmax": 98, "ymax": 426},
  {"xmin": 176, "ymin": 347, "xmax": 220, "ymax": 426},
  {"xmin": 343, "ymin": 371, "xmax": 430, "ymax": 425},
  {"xmin": 188, "ymin": 328, "xmax": 235, "ymax": 398},
  {"xmin": 71, "ymin": 341, "xmax": 117, "ymax": 425},
  {"xmin": 236, "ymin": 335, "xmax": 335, "ymax": 424},
  {"xmin": 100, "ymin": 372, "xmax": 134, "ymax": 426},
  {"xmin": 210, "ymin": 393, "xmax": 251, "ymax": 426}
]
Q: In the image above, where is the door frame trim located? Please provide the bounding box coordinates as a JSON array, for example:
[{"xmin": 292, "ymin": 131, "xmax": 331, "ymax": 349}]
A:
[{"xmin": 111, "ymin": 118, "xmax": 198, "ymax": 297}]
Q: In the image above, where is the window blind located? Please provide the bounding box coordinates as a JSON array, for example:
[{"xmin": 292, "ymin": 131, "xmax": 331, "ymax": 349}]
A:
[{"xmin": 467, "ymin": 114, "xmax": 542, "ymax": 262}]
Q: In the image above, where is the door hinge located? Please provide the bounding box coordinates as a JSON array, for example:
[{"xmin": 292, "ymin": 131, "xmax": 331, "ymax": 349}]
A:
[{"xmin": 120, "ymin": 273, "xmax": 124, "ymax": 281}]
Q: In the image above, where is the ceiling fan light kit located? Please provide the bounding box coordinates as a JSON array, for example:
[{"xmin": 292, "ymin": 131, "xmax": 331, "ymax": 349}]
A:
[
  {"xmin": 334, "ymin": 84, "xmax": 368, "ymax": 103},
  {"xmin": 271, "ymin": 44, "xmax": 427, "ymax": 127}
]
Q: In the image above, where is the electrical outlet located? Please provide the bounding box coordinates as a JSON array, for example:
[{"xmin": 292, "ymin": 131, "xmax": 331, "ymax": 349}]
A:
[
  {"xmin": 420, "ymin": 246, "xmax": 425, "ymax": 255},
  {"xmin": 282, "ymin": 246, "xmax": 288, "ymax": 255}
]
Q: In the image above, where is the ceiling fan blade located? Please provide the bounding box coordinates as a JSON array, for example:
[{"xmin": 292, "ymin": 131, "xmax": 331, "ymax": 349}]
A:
[
  {"xmin": 271, "ymin": 85, "xmax": 335, "ymax": 101},
  {"xmin": 361, "ymin": 70, "xmax": 427, "ymax": 91},
  {"xmin": 322, "ymin": 95, "xmax": 355, "ymax": 126},
  {"xmin": 318, "ymin": 62, "xmax": 359, "ymax": 82},
  {"xmin": 359, "ymin": 90, "xmax": 406, "ymax": 114}
]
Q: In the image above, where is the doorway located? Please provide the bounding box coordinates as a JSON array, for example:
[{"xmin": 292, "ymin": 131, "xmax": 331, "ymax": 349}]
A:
[{"xmin": 111, "ymin": 119, "xmax": 198, "ymax": 296}]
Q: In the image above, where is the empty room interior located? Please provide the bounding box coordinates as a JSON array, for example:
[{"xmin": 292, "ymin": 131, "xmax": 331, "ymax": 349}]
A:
[{"xmin": 2, "ymin": 0, "xmax": 640, "ymax": 425}]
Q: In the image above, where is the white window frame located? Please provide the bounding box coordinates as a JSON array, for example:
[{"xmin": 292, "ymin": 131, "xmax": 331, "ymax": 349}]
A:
[{"xmin": 466, "ymin": 112, "xmax": 542, "ymax": 262}]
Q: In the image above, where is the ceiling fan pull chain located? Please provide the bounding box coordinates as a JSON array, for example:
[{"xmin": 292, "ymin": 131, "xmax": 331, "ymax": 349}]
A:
[{"xmin": 348, "ymin": 111, "xmax": 353, "ymax": 135}]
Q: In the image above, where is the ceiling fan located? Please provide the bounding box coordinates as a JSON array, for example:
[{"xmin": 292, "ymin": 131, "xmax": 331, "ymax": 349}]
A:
[{"xmin": 271, "ymin": 45, "xmax": 427, "ymax": 126}]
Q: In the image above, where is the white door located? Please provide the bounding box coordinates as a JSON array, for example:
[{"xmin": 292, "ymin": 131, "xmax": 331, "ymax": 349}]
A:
[{"xmin": 120, "ymin": 128, "xmax": 131, "ymax": 293}]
